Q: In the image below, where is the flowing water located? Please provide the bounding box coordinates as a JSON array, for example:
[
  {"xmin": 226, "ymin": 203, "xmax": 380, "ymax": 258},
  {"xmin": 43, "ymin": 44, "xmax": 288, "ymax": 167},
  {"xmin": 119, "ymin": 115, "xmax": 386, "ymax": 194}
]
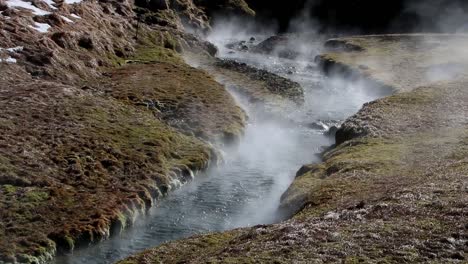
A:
[{"xmin": 55, "ymin": 35, "xmax": 386, "ymax": 264}]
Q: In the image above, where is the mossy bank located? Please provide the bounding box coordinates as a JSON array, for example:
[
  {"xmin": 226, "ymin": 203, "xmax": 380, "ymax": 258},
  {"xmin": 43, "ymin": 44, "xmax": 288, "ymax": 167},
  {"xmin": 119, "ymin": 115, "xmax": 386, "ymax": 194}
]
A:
[
  {"xmin": 119, "ymin": 35, "xmax": 468, "ymax": 263},
  {"xmin": 0, "ymin": 0, "xmax": 258, "ymax": 262}
]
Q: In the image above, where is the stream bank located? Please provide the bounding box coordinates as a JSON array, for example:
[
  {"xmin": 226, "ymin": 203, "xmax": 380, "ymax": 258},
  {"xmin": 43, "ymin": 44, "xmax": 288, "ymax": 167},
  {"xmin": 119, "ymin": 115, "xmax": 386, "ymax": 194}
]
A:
[
  {"xmin": 0, "ymin": 0, "xmax": 257, "ymax": 262},
  {"xmin": 54, "ymin": 32, "xmax": 393, "ymax": 263},
  {"xmin": 119, "ymin": 34, "xmax": 468, "ymax": 263}
]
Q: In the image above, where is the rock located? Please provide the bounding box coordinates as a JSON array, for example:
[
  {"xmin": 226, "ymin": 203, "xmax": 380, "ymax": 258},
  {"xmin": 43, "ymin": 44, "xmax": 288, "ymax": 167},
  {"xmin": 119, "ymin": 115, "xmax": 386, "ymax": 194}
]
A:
[
  {"xmin": 307, "ymin": 121, "xmax": 327, "ymax": 130},
  {"xmin": 249, "ymin": 37, "xmax": 256, "ymax": 42},
  {"xmin": 325, "ymin": 125, "xmax": 340, "ymax": 137},
  {"xmin": 252, "ymin": 35, "xmax": 300, "ymax": 60},
  {"xmin": 215, "ymin": 59, "xmax": 304, "ymax": 104},
  {"xmin": 295, "ymin": 164, "xmax": 320, "ymax": 177},
  {"xmin": 225, "ymin": 40, "xmax": 251, "ymax": 52}
]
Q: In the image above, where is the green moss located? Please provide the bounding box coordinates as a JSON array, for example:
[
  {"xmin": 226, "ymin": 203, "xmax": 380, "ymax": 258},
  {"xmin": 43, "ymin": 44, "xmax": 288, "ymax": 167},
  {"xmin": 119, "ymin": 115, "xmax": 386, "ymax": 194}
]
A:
[
  {"xmin": 132, "ymin": 46, "xmax": 182, "ymax": 64},
  {"xmin": 3, "ymin": 184, "xmax": 17, "ymax": 194},
  {"xmin": 64, "ymin": 236, "xmax": 74, "ymax": 251},
  {"xmin": 108, "ymin": 54, "xmax": 126, "ymax": 67},
  {"xmin": 0, "ymin": 154, "xmax": 17, "ymax": 176},
  {"xmin": 324, "ymin": 138, "xmax": 404, "ymax": 174},
  {"xmin": 386, "ymin": 88, "xmax": 439, "ymax": 105},
  {"xmin": 22, "ymin": 189, "xmax": 49, "ymax": 203}
]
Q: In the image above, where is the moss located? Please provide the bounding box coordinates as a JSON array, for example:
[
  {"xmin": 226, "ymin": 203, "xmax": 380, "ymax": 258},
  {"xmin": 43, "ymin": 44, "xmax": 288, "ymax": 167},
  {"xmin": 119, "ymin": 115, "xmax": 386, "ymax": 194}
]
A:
[
  {"xmin": 132, "ymin": 46, "xmax": 182, "ymax": 64},
  {"xmin": 64, "ymin": 236, "xmax": 74, "ymax": 251},
  {"xmin": 3, "ymin": 184, "xmax": 17, "ymax": 194},
  {"xmin": 22, "ymin": 189, "xmax": 49, "ymax": 203},
  {"xmin": 0, "ymin": 154, "xmax": 18, "ymax": 177},
  {"xmin": 129, "ymin": 28, "xmax": 183, "ymax": 64},
  {"xmin": 107, "ymin": 54, "xmax": 126, "ymax": 67},
  {"xmin": 324, "ymin": 138, "xmax": 404, "ymax": 174}
]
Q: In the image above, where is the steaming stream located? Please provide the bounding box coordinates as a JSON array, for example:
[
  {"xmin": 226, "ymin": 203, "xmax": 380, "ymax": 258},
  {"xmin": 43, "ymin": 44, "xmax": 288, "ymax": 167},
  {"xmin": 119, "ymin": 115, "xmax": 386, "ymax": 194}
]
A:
[{"xmin": 55, "ymin": 35, "xmax": 386, "ymax": 264}]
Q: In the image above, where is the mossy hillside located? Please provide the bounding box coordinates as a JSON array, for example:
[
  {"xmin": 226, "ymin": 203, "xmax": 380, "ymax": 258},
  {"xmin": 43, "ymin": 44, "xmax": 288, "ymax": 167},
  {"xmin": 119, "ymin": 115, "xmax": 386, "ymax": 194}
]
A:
[
  {"xmin": 102, "ymin": 61, "xmax": 246, "ymax": 144},
  {"xmin": 319, "ymin": 34, "xmax": 468, "ymax": 93},
  {"xmin": 0, "ymin": 81, "xmax": 214, "ymax": 262},
  {"xmin": 132, "ymin": 29, "xmax": 184, "ymax": 64},
  {"xmin": 282, "ymin": 77, "xmax": 468, "ymax": 218}
]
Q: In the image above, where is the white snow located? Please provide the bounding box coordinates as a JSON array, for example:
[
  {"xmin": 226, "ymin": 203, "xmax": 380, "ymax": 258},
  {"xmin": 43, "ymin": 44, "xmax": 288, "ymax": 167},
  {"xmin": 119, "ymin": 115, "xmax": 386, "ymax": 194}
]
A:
[
  {"xmin": 3, "ymin": 46, "xmax": 24, "ymax": 52},
  {"xmin": 70, "ymin": 13, "xmax": 81, "ymax": 19},
  {"xmin": 29, "ymin": 22, "xmax": 51, "ymax": 33},
  {"xmin": 64, "ymin": 0, "xmax": 83, "ymax": 4},
  {"xmin": 60, "ymin": 15, "xmax": 74, "ymax": 23},
  {"xmin": 42, "ymin": 0, "xmax": 57, "ymax": 9},
  {"xmin": 5, "ymin": 0, "xmax": 51, "ymax": 16},
  {"xmin": 0, "ymin": 57, "xmax": 17, "ymax": 63}
]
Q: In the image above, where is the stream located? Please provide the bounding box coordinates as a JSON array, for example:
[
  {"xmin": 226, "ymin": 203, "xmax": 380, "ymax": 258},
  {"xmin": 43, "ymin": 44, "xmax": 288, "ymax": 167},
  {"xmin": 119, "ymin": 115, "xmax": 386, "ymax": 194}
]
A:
[{"xmin": 55, "ymin": 35, "xmax": 385, "ymax": 264}]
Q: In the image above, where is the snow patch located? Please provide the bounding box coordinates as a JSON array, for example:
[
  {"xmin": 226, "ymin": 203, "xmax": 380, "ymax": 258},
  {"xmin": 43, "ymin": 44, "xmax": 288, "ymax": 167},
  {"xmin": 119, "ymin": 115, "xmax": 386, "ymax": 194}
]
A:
[
  {"xmin": 6, "ymin": 0, "xmax": 51, "ymax": 16},
  {"xmin": 70, "ymin": 13, "xmax": 81, "ymax": 19},
  {"xmin": 2, "ymin": 46, "xmax": 24, "ymax": 52},
  {"xmin": 29, "ymin": 22, "xmax": 51, "ymax": 33},
  {"xmin": 0, "ymin": 57, "xmax": 17, "ymax": 63},
  {"xmin": 64, "ymin": 0, "xmax": 83, "ymax": 4},
  {"xmin": 60, "ymin": 15, "xmax": 74, "ymax": 23}
]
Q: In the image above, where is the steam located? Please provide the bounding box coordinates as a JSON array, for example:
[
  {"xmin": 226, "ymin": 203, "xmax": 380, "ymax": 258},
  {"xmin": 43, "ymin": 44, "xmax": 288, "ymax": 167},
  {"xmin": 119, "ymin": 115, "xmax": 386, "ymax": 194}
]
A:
[
  {"xmin": 400, "ymin": 0, "xmax": 468, "ymax": 33},
  {"xmin": 54, "ymin": 3, "xmax": 468, "ymax": 263}
]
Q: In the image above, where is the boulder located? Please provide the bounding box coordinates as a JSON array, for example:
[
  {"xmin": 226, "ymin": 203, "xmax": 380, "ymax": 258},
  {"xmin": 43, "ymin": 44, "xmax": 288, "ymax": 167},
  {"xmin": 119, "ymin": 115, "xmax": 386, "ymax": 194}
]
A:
[
  {"xmin": 251, "ymin": 35, "xmax": 300, "ymax": 59},
  {"xmin": 225, "ymin": 40, "xmax": 250, "ymax": 51},
  {"xmin": 325, "ymin": 125, "xmax": 339, "ymax": 137}
]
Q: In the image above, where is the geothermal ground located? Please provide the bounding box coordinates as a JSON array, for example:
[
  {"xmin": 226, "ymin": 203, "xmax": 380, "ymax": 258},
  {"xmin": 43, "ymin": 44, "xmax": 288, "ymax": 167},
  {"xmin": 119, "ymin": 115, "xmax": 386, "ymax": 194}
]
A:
[
  {"xmin": 119, "ymin": 35, "xmax": 468, "ymax": 263},
  {"xmin": 0, "ymin": 0, "xmax": 467, "ymax": 263}
]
